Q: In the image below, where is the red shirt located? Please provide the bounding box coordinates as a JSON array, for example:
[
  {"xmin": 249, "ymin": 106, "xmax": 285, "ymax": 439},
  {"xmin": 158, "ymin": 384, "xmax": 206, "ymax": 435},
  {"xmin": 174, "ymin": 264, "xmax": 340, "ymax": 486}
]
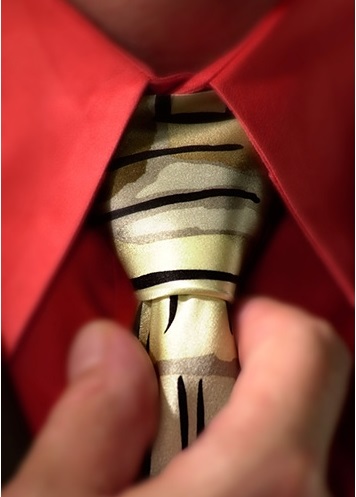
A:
[{"xmin": 3, "ymin": 0, "xmax": 354, "ymax": 495}]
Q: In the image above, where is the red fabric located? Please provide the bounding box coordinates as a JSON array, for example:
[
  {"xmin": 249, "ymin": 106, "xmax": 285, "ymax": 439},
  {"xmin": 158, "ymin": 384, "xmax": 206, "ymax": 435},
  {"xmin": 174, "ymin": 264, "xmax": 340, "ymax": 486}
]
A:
[{"xmin": 2, "ymin": 0, "xmax": 354, "ymax": 495}]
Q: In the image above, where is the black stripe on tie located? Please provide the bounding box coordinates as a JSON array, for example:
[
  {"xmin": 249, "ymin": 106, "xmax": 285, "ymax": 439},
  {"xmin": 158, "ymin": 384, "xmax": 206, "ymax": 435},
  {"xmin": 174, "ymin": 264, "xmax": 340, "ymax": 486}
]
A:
[
  {"xmin": 109, "ymin": 144, "xmax": 243, "ymax": 170},
  {"xmin": 132, "ymin": 303, "xmax": 143, "ymax": 338},
  {"xmin": 226, "ymin": 302, "xmax": 234, "ymax": 335},
  {"xmin": 196, "ymin": 379, "xmax": 205, "ymax": 436},
  {"xmin": 132, "ymin": 269, "xmax": 238, "ymax": 291},
  {"xmin": 177, "ymin": 376, "xmax": 189, "ymax": 450},
  {"xmin": 164, "ymin": 296, "xmax": 178, "ymax": 333},
  {"xmin": 104, "ymin": 187, "xmax": 260, "ymax": 222},
  {"xmin": 154, "ymin": 94, "xmax": 233, "ymax": 123},
  {"xmin": 155, "ymin": 94, "xmax": 171, "ymax": 118},
  {"xmin": 138, "ymin": 449, "xmax": 151, "ymax": 480}
]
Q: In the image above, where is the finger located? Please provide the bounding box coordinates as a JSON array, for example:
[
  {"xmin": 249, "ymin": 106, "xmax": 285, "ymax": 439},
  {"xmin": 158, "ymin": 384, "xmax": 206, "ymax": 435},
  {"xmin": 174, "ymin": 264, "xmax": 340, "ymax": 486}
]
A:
[
  {"xmin": 120, "ymin": 298, "xmax": 351, "ymax": 497},
  {"xmin": 235, "ymin": 297, "xmax": 351, "ymax": 462},
  {"xmin": 7, "ymin": 320, "xmax": 158, "ymax": 497}
]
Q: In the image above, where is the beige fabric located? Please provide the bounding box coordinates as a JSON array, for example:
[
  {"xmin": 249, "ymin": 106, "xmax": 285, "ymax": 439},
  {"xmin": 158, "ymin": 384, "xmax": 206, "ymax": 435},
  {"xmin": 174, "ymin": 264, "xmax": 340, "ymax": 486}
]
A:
[{"xmin": 101, "ymin": 91, "xmax": 272, "ymax": 475}]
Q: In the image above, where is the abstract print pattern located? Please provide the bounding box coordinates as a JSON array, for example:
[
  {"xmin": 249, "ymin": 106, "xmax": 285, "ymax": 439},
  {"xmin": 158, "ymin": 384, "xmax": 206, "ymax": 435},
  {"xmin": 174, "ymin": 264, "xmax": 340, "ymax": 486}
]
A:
[{"xmin": 101, "ymin": 90, "xmax": 272, "ymax": 475}]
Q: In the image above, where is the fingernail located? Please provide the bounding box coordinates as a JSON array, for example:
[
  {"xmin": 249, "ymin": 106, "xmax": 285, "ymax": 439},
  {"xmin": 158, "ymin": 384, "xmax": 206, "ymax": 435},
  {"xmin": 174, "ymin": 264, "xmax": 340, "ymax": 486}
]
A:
[{"xmin": 67, "ymin": 321, "xmax": 112, "ymax": 381}]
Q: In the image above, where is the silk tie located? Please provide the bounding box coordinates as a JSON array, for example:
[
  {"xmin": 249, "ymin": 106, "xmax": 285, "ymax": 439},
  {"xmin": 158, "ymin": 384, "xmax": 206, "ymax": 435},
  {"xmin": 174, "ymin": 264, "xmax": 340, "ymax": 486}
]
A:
[{"xmin": 101, "ymin": 91, "xmax": 272, "ymax": 475}]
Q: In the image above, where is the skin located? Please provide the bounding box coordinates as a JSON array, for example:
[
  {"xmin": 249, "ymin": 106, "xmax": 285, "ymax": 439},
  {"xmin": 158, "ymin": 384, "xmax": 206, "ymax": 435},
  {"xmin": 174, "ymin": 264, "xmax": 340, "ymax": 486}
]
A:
[
  {"xmin": 68, "ymin": 0, "xmax": 279, "ymax": 75},
  {"xmin": 4, "ymin": 297, "xmax": 351, "ymax": 497}
]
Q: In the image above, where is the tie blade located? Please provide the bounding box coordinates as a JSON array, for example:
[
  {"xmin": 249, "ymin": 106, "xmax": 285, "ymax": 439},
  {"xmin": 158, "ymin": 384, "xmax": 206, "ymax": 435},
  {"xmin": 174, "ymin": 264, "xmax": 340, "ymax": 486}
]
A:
[{"xmin": 139, "ymin": 295, "xmax": 239, "ymax": 475}]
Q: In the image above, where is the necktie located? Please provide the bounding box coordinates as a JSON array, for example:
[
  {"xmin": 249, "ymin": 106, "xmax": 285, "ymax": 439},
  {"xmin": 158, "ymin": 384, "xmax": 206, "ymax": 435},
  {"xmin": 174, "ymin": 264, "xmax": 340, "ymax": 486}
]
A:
[{"xmin": 101, "ymin": 91, "xmax": 272, "ymax": 476}]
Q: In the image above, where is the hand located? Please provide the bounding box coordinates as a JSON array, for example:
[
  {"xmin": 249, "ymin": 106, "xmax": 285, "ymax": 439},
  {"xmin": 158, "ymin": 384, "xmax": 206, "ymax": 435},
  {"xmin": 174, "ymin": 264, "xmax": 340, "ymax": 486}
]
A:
[{"xmin": 4, "ymin": 298, "xmax": 351, "ymax": 497}]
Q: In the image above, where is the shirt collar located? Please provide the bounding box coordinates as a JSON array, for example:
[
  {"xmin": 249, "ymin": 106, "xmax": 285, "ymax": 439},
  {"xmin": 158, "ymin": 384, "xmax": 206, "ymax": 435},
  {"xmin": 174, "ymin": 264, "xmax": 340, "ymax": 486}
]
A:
[{"xmin": 212, "ymin": 0, "xmax": 354, "ymax": 305}]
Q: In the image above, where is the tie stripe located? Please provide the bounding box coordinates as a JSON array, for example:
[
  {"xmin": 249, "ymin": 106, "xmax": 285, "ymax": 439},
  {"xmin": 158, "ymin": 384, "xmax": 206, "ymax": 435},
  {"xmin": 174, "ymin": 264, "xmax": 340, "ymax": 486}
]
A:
[
  {"xmin": 131, "ymin": 269, "xmax": 239, "ymax": 291},
  {"xmin": 155, "ymin": 93, "xmax": 233, "ymax": 123},
  {"xmin": 177, "ymin": 376, "xmax": 189, "ymax": 450},
  {"xmin": 109, "ymin": 144, "xmax": 242, "ymax": 170},
  {"xmin": 103, "ymin": 187, "xmax": 260, "ymax": 222},
  {"xmin": 164, "ymin": 296, "xmax": 179, "ymax": 333},
  {"xmin": 196, "ymin": 379, "xmax": 205, "ymax": 436}
]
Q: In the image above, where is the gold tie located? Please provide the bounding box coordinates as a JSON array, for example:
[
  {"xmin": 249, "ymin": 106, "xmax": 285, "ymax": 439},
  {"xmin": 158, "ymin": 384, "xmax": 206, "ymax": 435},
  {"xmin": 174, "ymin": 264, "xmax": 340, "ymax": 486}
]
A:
[{"xmin": 101, "ymin": 91, "xmax": 272, "ymax": 475}]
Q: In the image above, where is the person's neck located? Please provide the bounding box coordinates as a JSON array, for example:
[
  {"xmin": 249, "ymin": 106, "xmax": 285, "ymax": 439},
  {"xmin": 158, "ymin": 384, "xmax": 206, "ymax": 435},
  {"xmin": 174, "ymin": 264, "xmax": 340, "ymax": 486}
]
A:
[{"xmin": 69, "ymin": 0, "xmax": 278, "ymax": 76}]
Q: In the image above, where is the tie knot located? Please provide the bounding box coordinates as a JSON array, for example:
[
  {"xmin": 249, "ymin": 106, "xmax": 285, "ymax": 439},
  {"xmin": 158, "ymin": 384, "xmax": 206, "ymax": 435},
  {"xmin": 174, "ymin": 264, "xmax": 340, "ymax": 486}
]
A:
[{"xmin": 102, "ymin": 91, "xmax": 272, "ymax": 302}]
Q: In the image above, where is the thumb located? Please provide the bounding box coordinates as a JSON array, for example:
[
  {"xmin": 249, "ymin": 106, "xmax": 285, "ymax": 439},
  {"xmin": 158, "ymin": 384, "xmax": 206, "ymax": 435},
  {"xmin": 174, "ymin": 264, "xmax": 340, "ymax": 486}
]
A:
[{"xmin": 5, "ymin": 320, "xmax": 158, "ymax": 497}]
